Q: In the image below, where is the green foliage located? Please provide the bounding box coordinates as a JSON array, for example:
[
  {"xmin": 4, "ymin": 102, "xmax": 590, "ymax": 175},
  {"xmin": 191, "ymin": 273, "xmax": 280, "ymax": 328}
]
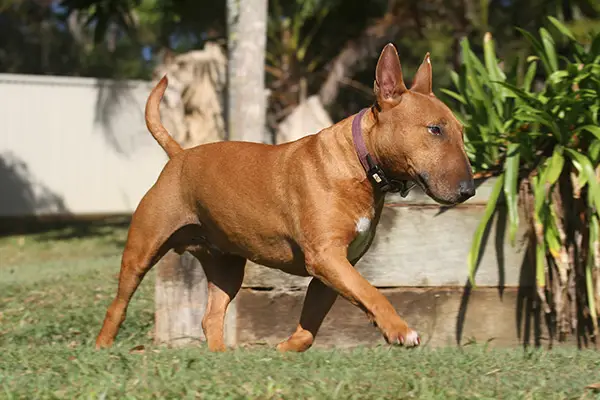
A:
[
  {"xmin": 441, "ymin": 34, "xmax": 506, "ymax": 172},
  {"xmin": 445, "ymin": 18, "xmax": 600, "ymax": 340},
  {"xmin": 267, "ymin": 0, "xmax": 330, "ymax": 67}
]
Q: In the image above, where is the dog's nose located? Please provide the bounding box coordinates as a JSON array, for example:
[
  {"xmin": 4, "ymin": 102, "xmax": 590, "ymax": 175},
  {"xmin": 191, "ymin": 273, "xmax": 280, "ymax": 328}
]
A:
[{"xmin": 458, "ymin": 180, "xmax": 475, "ymax": 201}]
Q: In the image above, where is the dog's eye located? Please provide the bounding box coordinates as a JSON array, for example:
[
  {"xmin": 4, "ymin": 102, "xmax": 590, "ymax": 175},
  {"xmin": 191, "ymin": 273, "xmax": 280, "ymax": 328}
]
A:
[{"xmin": 427, "ymin": 125, "xmax": 442, "ymax": 136}]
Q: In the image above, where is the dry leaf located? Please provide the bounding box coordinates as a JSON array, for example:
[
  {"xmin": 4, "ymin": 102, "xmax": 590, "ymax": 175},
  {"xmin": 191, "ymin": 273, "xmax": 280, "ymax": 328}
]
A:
[
  {"xmin": 129, "ymin": 344, "xmax": 146, "ymax": 354},
  {"xmin": 485, "ymin": 369, "xmax": 501, "ymax": 376}
]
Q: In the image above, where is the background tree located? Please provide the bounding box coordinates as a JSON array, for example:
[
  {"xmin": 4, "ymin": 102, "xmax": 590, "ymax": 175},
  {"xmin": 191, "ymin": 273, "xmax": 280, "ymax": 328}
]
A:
[
  {"xmin": 3, "ymin": 0, "xmax": 598, "ymax": 129},
  {"xmin": 227, "ymin": 0, "xmax": 267, "ymax": 142}
]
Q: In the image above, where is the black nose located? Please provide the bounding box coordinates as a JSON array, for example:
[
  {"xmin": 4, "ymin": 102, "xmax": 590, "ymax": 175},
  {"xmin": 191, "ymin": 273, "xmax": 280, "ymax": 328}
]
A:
[{"xmin": 458, "ymin": 180, "xmax": 475, "ymax": 201}]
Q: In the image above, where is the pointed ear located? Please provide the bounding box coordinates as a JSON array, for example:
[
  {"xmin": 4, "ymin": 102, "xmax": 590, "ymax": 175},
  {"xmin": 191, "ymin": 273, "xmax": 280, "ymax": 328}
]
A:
[
  {"xmin": 410, "ymin": 53, "xmax": 433, "ymax": 95},
  {"xmin": 374, "ymin": 43, "xmax": 407, "ymax": 109}
]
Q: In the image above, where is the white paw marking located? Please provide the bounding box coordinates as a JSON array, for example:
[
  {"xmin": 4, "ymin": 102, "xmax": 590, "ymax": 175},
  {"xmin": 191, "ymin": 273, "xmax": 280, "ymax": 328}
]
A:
[{"xmin": 404, "ymin": 330, "xmax": 421, "ymax": 347}]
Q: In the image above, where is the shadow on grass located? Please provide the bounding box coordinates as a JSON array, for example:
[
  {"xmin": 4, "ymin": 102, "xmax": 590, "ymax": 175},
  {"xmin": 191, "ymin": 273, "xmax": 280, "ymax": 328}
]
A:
[
  {"xmin": 0, "ymin": 214, "xmax": 131, "ymax": 249},
  {"xmin": 0, "ymin": 150, "xmax": 131, "ymax": 247}
]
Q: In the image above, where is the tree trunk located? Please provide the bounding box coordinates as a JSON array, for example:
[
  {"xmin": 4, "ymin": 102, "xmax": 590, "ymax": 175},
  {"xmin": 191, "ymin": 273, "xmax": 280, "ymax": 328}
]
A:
[{"xmin": 226, "ymin": 0, "xmax": 268, "ymax": 142}]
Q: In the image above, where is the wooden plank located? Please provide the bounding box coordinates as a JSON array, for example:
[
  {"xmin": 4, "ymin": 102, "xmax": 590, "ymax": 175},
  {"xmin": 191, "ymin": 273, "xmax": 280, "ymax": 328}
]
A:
[
  {"xmin": 154, "ymin": 251, "xmax": 236, "ymax": 347},
  {"xmin": 243, "ymin": 204, "xmax": 528, "ymax": 288},
  {"xmin": 155, "ymin": 252, "xmax": 207, "ymax": 346},
  {"xmin": 234, "ymin": 287, "xmax": 582, "ymax": 349}
]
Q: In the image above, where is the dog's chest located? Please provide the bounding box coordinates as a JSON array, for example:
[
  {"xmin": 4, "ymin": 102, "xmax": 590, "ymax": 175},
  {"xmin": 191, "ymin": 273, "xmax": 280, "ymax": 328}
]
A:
[{"xmin": 347, "ymin": 215, "xmax": 376, "ymax": 262}]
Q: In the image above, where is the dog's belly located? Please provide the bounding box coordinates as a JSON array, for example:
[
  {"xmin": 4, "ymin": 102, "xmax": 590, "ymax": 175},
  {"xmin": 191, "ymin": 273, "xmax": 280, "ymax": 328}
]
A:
[
  {"xmin": 193, "ymin": 208, "xmax": 379, "ymax": 276},
  {"xmin": 245, "ymin": 242, "xmax": 311, "ymax": 277},
  {"xmin": 257, "ymin": 261, "xmax": 311, "ymax": 277},
  {"xmin": 251, "ymin": 217, "xmax": 377, "ymax": 272},
  {"xmin": 199, "ymin": 228, "xmax": 310, "ymax": 276}
]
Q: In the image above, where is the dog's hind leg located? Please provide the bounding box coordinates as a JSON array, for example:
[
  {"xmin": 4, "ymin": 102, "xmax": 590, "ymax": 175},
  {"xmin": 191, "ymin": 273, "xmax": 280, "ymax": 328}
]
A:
[
  {"xmin": 277, "ymin": 277, "xmax": 338, "ymax": 352},
  {"xmin": 95, "ymin": 188, "xmax": 195, "ymax": 349},
  {"xmin": 192, "ymin": 251, "xmax": 246, "ymax": 352}
]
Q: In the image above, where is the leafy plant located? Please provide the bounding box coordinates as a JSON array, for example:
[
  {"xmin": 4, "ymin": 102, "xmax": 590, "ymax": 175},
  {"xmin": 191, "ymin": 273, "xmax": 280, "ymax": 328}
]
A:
[
  {"xmin": 445, "ymin": 17, "xmax": 600, "ymax": 344},
  {"xmin": 265, "ymin": 0, "xmax": 331, "ymax": 130}
]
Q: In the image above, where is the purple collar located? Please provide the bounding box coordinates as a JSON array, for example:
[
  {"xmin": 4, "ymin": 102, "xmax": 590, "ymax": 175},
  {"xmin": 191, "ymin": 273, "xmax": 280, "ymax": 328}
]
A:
[
  {"xmin": 351, "ymin": 108, "xmax": 415, "ymax": 196},
  {"xmin": 351, "ymin": 108, "xmax": 372, "ymax": 172},
  {"xmin": 351, "ymin": 107, "xmax": 394, "ymax": 192}
]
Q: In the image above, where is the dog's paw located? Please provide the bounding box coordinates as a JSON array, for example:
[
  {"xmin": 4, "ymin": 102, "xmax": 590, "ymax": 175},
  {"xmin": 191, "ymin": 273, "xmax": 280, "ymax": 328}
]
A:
[{"xmin": 396, "ymin": 330, "xmax": 421, "ymax": 347}]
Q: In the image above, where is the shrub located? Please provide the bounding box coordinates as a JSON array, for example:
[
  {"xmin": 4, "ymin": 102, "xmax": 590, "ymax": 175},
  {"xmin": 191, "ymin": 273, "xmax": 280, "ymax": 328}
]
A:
[{"xmin": 444, "ymin": 17, "xmax": 600, "ymax": 344}]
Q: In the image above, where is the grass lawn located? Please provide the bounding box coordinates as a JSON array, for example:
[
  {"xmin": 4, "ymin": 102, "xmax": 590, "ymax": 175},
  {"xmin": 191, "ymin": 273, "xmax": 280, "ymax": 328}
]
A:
[{"xmin": 1, "ymin": 219, "xmax": 599, "ymax": 399}]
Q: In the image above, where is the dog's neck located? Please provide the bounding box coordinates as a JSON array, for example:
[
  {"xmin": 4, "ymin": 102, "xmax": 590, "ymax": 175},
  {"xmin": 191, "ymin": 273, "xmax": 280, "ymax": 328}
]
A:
[{"xmin": 346, "ymin": 107, "xmax": 413, "ymax": 194}]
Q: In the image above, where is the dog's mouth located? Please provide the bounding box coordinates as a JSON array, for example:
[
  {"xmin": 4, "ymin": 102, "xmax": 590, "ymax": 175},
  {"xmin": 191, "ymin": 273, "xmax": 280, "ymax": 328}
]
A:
[
  {"xmin": 391, "ymin": 169, "xmax": 460, "ymax": 205},
  {"xmin": 387, "ymin": 179, "xmax": 416, "ymax": 197},
  {"xmin": 412, "ymin": 173, "xmax": 457, "ymax": 206},
  {"xmin": 414, "ymin": 173, "xmax": 428, "ymax": 192},
  {"xmin": 409, "ymin": 173, "xmax": 432, "ymax": 197}
]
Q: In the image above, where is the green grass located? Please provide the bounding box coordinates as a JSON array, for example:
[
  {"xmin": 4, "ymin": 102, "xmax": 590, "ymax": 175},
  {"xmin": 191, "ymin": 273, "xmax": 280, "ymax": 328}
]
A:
[
  {"xmin": 1, "ymin": 221, "xmax": 600, "ymax": 399},
  {"xmin": 2, "ymin": 344, "xmax": 599, "ymax": 399}
]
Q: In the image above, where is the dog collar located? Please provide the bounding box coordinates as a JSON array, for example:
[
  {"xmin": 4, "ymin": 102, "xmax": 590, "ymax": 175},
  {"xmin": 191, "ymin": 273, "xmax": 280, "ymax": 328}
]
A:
[{"xmin": 351, "ymin": 108, "xmax": 415, "ymax": 196}]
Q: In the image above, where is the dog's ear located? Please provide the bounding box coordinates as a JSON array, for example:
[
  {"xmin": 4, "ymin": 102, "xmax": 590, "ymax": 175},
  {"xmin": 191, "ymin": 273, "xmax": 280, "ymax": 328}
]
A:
[
  {"xmin": 374, "ymin": 43, "xmax": 407, "ymax": 109},
  {"xmin": 410, "ymin": 53, "xmax": 433, "ymax": 95}
]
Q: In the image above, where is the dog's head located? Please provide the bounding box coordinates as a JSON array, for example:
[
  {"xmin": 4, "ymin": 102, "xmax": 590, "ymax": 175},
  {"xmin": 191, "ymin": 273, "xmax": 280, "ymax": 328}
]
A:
[{"xmin": 370, "ymin": 44, "xmax": 475, "ymax": 205}]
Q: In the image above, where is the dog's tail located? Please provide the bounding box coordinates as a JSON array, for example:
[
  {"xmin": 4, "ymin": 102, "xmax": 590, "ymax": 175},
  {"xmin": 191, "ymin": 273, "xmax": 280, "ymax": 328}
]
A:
[{"xmin": 145, "ymin": 75, "xmax": 183, "ymax": 159}]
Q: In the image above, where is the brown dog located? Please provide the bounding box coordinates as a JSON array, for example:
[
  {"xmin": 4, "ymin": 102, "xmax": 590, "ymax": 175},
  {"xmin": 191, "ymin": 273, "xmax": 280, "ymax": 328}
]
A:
[{"xmin": 96, "ymin": 43, "xmax": 474, "ymax": 352}]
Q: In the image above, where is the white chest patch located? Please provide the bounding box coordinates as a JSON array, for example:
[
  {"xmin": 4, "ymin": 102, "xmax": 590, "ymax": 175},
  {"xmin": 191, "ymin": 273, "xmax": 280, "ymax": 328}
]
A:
[
  {"xmin": 356, "ymin": 217, "xmax": 371, "ymax": 233},
  {"xmin": 347, "ymin": 217, "xmax": 374, "ymax": 261}
]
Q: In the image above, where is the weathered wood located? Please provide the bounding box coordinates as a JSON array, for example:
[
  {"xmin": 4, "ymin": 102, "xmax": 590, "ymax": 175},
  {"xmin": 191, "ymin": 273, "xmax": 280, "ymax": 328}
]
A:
[
  {"xmin": 154, "ymin": 251, "xmax": 237, "ymax": 347},
  {"xmin": 235, "ymin": 287, "xmax": 582, "ymax": 349},
  {"xmin": 243, "ymin": 200, "xmax": 528, "ymax": 288},
  {"xmin": 155, "ymin": 251, "xmax": 207, "ymax": 346}
]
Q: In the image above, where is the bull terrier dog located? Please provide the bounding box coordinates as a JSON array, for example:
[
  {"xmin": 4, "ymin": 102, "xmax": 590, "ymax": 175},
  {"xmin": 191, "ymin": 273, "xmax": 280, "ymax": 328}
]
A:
[{"xmin": 96, "ymin": 43, "xmax": 475, "ymax": 352}]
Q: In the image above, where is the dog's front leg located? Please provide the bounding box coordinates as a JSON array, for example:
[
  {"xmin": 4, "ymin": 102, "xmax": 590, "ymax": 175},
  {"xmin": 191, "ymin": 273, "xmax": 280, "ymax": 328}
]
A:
[
  {"xmin": 306, "ymin": 247, "xmax": 420, "ymax": 347},
  {"xmin": 277, "ymin": 277, "xmax": 338, "ymax": 352}
]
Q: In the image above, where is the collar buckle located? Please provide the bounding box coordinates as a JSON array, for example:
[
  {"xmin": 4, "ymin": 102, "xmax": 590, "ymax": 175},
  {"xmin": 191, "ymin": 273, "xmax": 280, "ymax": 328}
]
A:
[{"xmin": 365, "ymin": 154, "xmax": 393, "ymax": 192}]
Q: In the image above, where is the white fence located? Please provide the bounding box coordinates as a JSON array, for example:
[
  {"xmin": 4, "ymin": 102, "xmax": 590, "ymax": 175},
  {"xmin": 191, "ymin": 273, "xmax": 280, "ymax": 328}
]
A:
[{"xmin": 0, "ymin": 73, "xmax": 168, "ymax": 217}]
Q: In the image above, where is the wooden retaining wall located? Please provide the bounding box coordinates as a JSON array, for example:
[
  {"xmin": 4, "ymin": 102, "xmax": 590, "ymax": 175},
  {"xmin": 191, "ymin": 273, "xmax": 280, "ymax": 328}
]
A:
[{"xmin": 155, "ymin": 178, "xmax": 564, "ymax": 349}]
